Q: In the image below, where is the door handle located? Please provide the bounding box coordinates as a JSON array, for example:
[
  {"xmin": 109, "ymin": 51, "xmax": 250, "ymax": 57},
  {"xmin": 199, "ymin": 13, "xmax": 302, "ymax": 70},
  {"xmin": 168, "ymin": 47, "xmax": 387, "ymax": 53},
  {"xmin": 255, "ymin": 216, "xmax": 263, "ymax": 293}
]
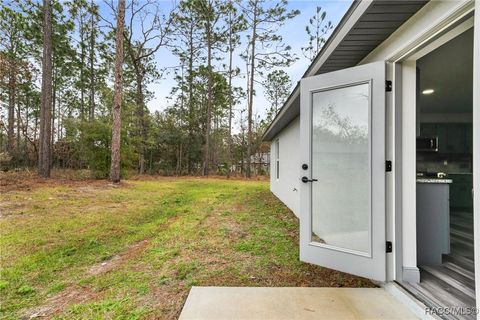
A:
[{"xmin": 301, "ymin": 176, "xmax": 318, "ymax": 183}]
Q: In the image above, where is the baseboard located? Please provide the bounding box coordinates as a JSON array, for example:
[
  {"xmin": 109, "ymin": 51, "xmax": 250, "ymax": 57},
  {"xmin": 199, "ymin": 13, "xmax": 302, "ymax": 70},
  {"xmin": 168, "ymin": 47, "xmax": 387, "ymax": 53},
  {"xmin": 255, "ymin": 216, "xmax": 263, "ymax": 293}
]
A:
[{"xmin": 402, "ymin": 266, "xmax": 421, "ymax": 283}]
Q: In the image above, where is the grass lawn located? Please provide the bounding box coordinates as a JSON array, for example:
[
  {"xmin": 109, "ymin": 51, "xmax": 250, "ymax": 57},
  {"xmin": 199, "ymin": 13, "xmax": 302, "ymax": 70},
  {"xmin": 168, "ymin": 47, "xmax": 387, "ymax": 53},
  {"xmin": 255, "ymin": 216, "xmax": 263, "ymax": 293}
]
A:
[{"xmin": 0, "ymin": 175, "xmax": 373, "ymax": 319}]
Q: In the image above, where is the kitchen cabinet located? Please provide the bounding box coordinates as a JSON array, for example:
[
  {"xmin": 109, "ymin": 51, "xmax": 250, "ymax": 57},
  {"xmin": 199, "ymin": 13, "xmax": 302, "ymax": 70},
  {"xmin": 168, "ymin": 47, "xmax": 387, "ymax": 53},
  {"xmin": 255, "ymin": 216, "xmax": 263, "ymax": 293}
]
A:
[
  {"xmin": 419, "ymin": 123, "xmax": 473, "ymax": 154},
  {"xmin": 436, "ymin": 124, "xmax": 448, "ymax": 153},
  {"xmin": 420, "ymin": 123, "xmax": 436, "ymax": 136},
  {"xmin": 449, "ymin": 174, "xmax": 473, "ymax": 209},
  {"xmin": 446, "ymin": 124, "xmax": 464, "ymax": 153},
  {"xmin": 465, "ymin": 124, "xmax": 473, "ymax": 153},
  {"xmin": 416, "ymin": 180, "xmax": 451, "ymax": 266}
]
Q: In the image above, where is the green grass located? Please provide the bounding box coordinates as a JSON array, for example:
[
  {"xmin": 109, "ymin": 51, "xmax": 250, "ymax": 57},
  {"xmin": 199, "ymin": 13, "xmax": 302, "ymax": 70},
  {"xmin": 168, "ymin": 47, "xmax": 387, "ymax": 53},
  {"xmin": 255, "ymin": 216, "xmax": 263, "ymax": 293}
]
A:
[{"xmin": 0, "ymin": 177, "xmax": 372, "ymax": 319}]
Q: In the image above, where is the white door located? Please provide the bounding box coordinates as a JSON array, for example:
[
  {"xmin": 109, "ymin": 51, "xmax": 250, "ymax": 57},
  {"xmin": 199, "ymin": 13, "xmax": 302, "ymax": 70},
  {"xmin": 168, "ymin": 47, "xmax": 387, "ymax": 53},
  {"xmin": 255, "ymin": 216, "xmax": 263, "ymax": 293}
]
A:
[{"xmin": 299, "ymin": 61, "xmax": 386, "ymax": 281}]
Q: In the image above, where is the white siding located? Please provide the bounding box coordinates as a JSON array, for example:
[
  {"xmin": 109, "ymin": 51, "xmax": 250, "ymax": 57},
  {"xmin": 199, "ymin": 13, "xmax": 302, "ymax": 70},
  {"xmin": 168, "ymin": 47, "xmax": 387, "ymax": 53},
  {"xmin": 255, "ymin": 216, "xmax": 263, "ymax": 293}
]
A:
[{"xmin": 270, "ymin": 117, "xmax": 300, "ymax": 217}]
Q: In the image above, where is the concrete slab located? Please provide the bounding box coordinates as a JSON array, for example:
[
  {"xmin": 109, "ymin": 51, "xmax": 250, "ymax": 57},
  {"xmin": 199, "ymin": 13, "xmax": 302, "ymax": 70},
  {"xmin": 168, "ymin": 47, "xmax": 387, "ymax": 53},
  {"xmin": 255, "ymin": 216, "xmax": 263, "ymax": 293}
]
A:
[{"xmin": 179, "ymin": 287, "xmax": 419, "ymax": 320}]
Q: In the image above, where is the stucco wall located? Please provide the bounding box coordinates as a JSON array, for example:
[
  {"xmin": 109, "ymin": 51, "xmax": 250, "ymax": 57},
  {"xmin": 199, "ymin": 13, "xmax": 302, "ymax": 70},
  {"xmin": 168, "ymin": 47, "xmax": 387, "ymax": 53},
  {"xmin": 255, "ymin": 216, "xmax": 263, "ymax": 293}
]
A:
[{"xmin": 270, "ymin": 117, "xmax": 300, "ymax": 217}]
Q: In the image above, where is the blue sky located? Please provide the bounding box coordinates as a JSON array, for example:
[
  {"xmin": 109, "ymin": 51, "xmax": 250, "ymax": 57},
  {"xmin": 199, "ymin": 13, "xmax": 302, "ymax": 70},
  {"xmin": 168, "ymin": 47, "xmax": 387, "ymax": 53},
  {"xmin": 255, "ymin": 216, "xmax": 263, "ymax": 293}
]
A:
[{"xmin": 136, "ymin": 1, "xmax": 353, "ymax": 121}]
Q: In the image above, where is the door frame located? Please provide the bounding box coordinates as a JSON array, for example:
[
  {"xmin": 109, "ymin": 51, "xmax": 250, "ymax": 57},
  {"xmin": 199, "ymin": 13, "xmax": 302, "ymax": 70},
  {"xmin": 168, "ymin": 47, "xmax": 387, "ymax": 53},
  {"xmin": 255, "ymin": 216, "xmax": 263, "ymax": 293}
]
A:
[
  {"xmin": 396, "ymin": 15, "xmax": 475, "ymax": 284},
  {"xmin": 382, "ymin": 1, "xmax": 478, "ymax": 295},
  {"xmin": 473, "ymin": 0, "xmax": 480, "ymax": 309}
]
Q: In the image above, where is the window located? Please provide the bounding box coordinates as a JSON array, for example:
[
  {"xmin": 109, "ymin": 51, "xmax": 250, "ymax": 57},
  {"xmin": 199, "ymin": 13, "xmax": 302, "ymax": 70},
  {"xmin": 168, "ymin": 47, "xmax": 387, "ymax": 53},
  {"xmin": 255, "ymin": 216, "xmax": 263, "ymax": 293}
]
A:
[{"xmin": 275, "ymin": 139, "xmax": 280, "ymax": 179}]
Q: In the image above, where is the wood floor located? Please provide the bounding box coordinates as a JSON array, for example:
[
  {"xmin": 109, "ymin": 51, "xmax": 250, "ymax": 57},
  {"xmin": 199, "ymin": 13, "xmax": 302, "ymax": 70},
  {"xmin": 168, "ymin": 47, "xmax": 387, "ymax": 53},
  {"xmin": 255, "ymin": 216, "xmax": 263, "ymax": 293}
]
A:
[
  {"xmin": 400, "ymin": 209, "xmax": 475, "ymax": 320},
  {"xmin": 450, "ymin": 209, "xmax": 474, "ymax": 260}
]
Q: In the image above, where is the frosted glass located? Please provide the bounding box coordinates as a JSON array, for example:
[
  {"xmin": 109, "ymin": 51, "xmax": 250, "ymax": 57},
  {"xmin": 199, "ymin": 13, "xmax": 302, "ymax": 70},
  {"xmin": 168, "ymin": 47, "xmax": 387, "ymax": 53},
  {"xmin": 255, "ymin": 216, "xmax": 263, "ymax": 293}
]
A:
[{"xmin": 311, "ymin": 83, "xmax": 371, "ymax": 255}]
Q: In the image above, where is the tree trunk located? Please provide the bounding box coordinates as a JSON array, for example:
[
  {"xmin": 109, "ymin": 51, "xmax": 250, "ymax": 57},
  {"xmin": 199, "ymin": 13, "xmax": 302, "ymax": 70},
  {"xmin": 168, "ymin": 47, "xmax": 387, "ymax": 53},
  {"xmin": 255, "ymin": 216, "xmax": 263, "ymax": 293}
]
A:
[
  {"xmin": 80, "ymin": 13, "xmax": 85, "ymax": 120},
  {"xmin": 57, "ymin": 97, "xmax": 62, "ymax": 140},
  {"xmin": 34, "ymin": 112, "xmax": 38, "ymax": 143},
  {"xmin": 89, "ymin": 0, "xmax": 95, "ymax": 121},
  {"xmin": 187, "ymin": 21, "xmax": 194, "ymax": 174},
  {"xmin": 38, "ymin": 0, "xmax": 53, "ymax": 178},
  {"xmin": 109, "ymin": 0, "xmax": 125, "ymax": 183},
  {"xmin": 7, "ymin": 63, "xmax": 15, "ymax": 153},
  {"xmin": 202, "ymin": 23, "xmax": 213, "ymax": 176},
  {"xmin": 177, "ymin": 143, "xmax": 182, "ymax": 175},
  {"xmin": 135, "ymin": 69, "xmax": 146, "ymax": 174},
  {"xmin": 25, "ymin": 93, "xmax": 29, "ymax": 166},
  {"xmin": 227, "ymin": 9, "xmax": 234, "ymax": 178},
  {"xmin": 246, "ymin": 3, "xmax": 257, "ymax": 179},
  {"xmin": 51, "ymin": 66, "xmax": 56, "ymax": 166},
  {"xmin": 16, "ymin": 98, "xmax": 21, "ymax": 152}
]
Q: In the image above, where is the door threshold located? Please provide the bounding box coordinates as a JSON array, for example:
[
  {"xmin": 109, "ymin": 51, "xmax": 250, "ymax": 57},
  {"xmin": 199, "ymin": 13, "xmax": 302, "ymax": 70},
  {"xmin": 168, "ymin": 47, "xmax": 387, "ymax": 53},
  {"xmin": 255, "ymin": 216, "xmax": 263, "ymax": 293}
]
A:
[
  {"xmin": 394, "ymin": 275, "xmax": 475, "ymax": 320},
  {"xmin": 381, "ymin": 281, "xmax": 439, "ymax": 320}
]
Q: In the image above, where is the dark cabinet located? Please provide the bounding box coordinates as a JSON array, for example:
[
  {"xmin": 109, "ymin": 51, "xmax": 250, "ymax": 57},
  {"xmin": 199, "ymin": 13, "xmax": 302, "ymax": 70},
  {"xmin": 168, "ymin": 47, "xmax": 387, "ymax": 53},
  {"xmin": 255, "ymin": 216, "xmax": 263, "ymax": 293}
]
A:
[
  {"xmin": 465, "ymin": 123, "xmax": 473, "ymax": 153},
  {"xmin": 420, "ymin": 123, "xmax": 472, "ymax": 154},
  {"xmin": 449, "ymin": 174, "xmax": 473, "ymax": 209},
  {"xmin": 436, "ymin": 124, "xmax": 448, "ymax": 153},
  {"xmin": 420, "ymin": 123, "xmax": 436, "ymax": 136},
  {"xmin": 446, "ymin": 124, "xmax": 464, "ymax": 153}
]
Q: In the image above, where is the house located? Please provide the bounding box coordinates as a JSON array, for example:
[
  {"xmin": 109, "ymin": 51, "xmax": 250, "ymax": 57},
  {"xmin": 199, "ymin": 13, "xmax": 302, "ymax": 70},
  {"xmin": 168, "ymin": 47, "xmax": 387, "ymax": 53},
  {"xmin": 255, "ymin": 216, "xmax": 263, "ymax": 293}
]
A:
[
  {"xmin": 248, "ymin": 151, "xmax": 270, "ymax": 175},
  {"xmin": 263, "ymin": 0, "xmax": 479, "ymax": 317}
]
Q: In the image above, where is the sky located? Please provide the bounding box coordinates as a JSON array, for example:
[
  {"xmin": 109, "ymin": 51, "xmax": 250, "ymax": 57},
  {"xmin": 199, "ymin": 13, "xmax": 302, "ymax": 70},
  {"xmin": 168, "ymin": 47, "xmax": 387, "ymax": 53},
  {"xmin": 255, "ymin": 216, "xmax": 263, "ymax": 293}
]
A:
[{"xmin": 115, "ymin": 1, "xmax": 353, "ymax": 123}]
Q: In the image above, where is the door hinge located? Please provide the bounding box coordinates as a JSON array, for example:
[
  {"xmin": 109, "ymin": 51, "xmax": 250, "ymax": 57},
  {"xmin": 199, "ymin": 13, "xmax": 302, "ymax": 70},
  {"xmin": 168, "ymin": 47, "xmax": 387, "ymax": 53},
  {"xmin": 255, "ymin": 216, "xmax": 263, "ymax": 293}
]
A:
[
  {"xmin": 386, "ymin": 160, "xmax": 392, "ymax": 172},
  {"xmin": 386, "ymin": 241, "xmax": 392, "ymax": 253},
  {"xmin": 386, "ymin": 80, "xmax": 392, "ymax": 92}
]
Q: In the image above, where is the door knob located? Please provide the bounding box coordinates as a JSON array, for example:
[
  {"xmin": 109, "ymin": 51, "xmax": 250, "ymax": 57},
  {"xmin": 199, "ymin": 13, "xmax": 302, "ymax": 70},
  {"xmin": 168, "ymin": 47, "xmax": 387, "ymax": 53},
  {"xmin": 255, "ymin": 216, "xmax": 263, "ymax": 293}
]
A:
[{"xmin": 301, "ymin": 176, "xmax": 318, "ymax": 183}]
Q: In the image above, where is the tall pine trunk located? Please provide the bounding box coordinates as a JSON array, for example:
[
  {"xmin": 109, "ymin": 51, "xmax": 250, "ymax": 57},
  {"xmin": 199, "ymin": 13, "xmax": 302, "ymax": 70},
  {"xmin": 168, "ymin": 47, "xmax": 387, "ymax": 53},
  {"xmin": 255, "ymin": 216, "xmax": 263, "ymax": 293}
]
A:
[
  {"xmin": 226, "ymin": 9, "xmax": 234, "ymax": 178},
  {"xmin": 16, "ymin": 98, "xmax": 21, "ymax": 152},
  {"xmin": 7, "ymin": 63, "xmax": 15, "ymax": 153},
  {"xmin": 187, "ymin": 22, "xmax": 194, "ymax": 174},
  {"xmin": 88, "ymin": 1, "xmax": 95, "ymax": 121},
  {"xmin": 38, "ymin": 0, "xmax": 53, "ymax": 178},
  {"xmin": 203, "ymin": 22, "xmax": 213, "ymax": 176},
  {"xmin": 109, "ymin": 0, "xmax": 125, "ymax": 183},
  {"xmin": 79, "ymin": 14, "xmax": 85, "ymax": 120},
  {"xmin": 246, "ymin": 2, "xmax": 257, "ymax": 179},
  {"xmin": 135, "ymin": 69, "xmax": 146, "ymax": 174}
]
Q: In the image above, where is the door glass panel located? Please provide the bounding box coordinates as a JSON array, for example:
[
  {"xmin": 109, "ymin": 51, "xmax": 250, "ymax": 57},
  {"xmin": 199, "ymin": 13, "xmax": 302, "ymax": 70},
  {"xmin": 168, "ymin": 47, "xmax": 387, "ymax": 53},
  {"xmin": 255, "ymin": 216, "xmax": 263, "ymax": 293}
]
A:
[{"xmin": 311, "ymin": 82, "xmax": 371, "ymax": 255}]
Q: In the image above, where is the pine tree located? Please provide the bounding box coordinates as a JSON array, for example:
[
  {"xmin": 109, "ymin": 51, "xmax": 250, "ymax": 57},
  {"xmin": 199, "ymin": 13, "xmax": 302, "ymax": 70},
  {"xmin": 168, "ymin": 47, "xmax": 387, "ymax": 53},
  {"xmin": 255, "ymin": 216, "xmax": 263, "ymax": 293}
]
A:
[
  {"xmin": 109, "ymin": 0, "xmax": 125, "ymax": 183},
  {"xmin": 240, "ymin": 0, "xmax": 298, "ymax": 178},
  {"xmin": 38, "ymin": 0, "xmax": 53, "ymax": 177},
  {"xmin": 263, "ymin": 70, "xmax": 291, "ymax": 120},
  {"xmin": 301, "ymin": 6, "xmax": 332, "ymax": 61}
]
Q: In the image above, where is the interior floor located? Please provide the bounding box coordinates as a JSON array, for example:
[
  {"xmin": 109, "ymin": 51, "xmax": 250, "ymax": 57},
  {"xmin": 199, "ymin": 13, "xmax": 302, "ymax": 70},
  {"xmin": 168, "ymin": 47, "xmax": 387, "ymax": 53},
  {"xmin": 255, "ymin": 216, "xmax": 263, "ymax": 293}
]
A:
[
  {"xmin": 401, "ymin": 208, "xmax": 475, "ymax": 320},
  {"xmin": 451, "ymin": 209, "xmax": 474, "ymax": 260}
]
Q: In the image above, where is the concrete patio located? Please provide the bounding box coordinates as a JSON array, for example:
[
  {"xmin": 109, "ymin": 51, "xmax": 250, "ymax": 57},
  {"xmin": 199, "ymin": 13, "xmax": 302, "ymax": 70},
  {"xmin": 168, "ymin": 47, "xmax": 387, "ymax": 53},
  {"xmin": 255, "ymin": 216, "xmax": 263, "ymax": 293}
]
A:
[{"xmin": 179, "ymin": 287, "xmax": 419, "ymax": 319}]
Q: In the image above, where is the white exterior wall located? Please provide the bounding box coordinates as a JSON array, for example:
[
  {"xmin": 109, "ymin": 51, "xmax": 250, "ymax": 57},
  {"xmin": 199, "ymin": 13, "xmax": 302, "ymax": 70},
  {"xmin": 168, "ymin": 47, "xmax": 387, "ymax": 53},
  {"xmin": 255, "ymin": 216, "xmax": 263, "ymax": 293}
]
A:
[
  {"xmin": 269, "ymin": 0, "xmax": 476, "ymax": 284},
  {"xmin": 270, "ymin": 117, "xmax": 301, "ymax": 217},
  {"xmin": 360, "ymin": 0, "xmax": 475, "ymax": 282}
]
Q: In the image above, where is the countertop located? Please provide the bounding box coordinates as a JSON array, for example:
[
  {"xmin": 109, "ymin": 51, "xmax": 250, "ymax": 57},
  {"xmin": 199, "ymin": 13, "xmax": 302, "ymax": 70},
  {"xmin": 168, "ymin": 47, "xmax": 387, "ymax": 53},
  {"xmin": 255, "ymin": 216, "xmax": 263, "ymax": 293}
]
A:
[{"xmin": 416, "ymin": 178, "xmax": 453, "ymax": 184}]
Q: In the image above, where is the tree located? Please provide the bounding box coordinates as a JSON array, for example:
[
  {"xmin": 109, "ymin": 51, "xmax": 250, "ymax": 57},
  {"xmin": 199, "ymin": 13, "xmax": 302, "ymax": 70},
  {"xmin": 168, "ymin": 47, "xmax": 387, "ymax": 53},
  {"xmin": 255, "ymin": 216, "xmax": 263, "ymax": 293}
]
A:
[
  {"xmin": 170, "ymin": 0, "xmax": 203, "ymax": 174},
  {"xmin": 263, "ymin": 69, "xmax": 291, "ymax": 120},
  {"xmin": 38, "ymin": 0, "xmax": 53, "ymax": 177},
  {"xmin": 301, "ymin": 6, "xmax": 332, "ymax": 62},
  {"xmin": 224, "ymin": 0, "xmax": 245, "ymax": 178},
  {"xmin": 119, "ymin": 0, "xmax": 172, "ymax": 174},
  {"xmin": 109, "ymin": 0, "xmax": 125, "ymax": 183},
  {"xmin": 194, "ymin": 0, "xmax": 228, "ymax": 176},
  {"xmin": 88, "ymin": 0, "xmax": 98, "ymax": 121},
  {"xmin": 0, "ymin": 5, "xmax": 28, "ymax": 155},
  {"xmin": 240, "ymin": 0, "xmax": 298, "ymax": 178},
  {"xmin": 0, "ymin": 0, "xmax": 303, "ymax": 178}
]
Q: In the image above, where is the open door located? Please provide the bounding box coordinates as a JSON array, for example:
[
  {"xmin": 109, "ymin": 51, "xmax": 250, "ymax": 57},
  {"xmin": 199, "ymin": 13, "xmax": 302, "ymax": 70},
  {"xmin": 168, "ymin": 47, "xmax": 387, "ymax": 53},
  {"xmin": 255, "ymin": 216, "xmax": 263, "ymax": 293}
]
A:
[{"xmin": 299, "ymin": 61, "xmax": 386, "ymax": 281}]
